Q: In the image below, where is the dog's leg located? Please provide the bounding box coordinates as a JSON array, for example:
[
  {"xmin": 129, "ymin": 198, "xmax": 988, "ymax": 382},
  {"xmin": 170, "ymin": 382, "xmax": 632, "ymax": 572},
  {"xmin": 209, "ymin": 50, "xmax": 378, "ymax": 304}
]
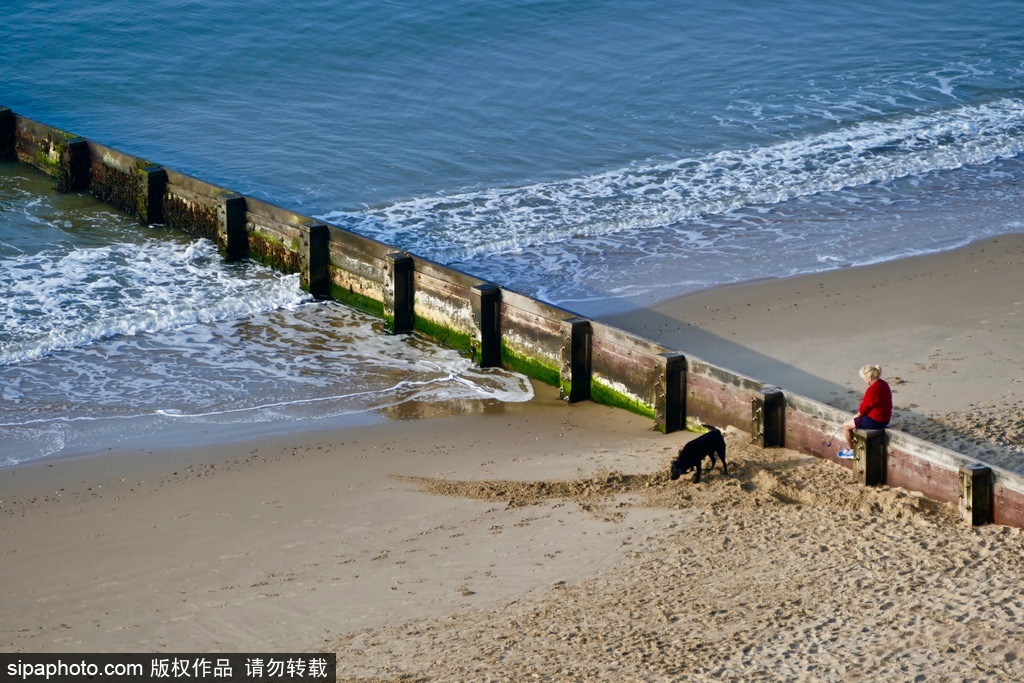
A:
[{"xmin": 692, "ymin": 461, "xmax": 702, "ymax": 483}]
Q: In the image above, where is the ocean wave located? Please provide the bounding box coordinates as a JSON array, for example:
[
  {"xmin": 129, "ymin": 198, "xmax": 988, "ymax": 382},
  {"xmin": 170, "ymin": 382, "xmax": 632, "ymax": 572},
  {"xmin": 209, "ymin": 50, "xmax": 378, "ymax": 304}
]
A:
[
  {"xmin": 320, "ymin": 98, "xmax": 1024, "ymax": 263},
  {"xmin": 0, "ymin": 302, "xmax": 535, "ymax": 466},
  {"xmin": 0, "ymin": 238, "xmax": 311, "ymax": 365}
]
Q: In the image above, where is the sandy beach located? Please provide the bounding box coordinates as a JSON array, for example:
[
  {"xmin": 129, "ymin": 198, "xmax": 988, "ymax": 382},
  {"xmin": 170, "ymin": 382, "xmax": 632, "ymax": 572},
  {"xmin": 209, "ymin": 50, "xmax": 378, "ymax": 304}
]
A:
[
  {"xmin": 606, "ymin": 233, "xmax": 1024, "ymax": 472},
  {"xmin": 3, "ymin": 236, "xmax": 1024, "ymax": 681}
]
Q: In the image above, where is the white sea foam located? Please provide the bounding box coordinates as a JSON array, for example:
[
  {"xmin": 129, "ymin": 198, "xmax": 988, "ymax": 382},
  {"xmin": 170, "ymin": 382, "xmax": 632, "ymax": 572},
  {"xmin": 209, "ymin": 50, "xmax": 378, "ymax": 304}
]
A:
[
  {"xmin": 321, "ymin": 99, "xmax": 1024, "ymax": 264},
  {"xmin": 0, "ymin": 297, "xmax": 535, "ymax": 466},
  {"xmin": 0, "ymin": 212, "xmax": 535, "ymax": 465},
  {"xmin": 311, "ymin": 99, "xmax": 1024, "ymax": 316},
  {"xmin": 0, "ymin": 238, "xmax": 310, "ymax": 365}
]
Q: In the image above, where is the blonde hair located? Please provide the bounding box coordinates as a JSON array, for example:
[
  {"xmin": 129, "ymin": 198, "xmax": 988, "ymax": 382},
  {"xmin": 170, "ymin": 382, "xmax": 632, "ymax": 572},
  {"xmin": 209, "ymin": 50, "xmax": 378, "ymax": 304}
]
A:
[{"xmin": 859, "ymin": 364, "xmax": 882, "ymax": 382}]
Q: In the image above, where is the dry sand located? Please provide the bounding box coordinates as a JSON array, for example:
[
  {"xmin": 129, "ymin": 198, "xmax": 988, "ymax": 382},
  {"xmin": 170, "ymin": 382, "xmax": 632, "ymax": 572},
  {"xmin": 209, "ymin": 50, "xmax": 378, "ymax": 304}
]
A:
[
  {"xmin": 606, "ymin": 233, "xmax": 1024, "ymax": 472},
  {"xmin": 3, "ymin": 235, "xmax": 1024, "ymax": 681}
]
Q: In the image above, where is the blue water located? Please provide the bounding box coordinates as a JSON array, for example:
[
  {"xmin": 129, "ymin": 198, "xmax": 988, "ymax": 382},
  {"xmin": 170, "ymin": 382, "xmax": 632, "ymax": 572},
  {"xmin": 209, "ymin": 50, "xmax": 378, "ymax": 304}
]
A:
[
  {"xmin": 3, "ymin": 0, "xmax": 1024, "ymax": 463},
  {"xmin": 0, "ymin": 161, "xmax": 534, "ymax": 465}
]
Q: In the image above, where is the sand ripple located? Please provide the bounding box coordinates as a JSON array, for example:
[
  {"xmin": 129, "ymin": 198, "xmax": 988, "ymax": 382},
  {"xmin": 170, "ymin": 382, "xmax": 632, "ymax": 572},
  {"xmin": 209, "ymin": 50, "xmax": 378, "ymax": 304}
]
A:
[{"xmin": 335, "ymin": 430, "xmax": 1023, "ymax": 682}]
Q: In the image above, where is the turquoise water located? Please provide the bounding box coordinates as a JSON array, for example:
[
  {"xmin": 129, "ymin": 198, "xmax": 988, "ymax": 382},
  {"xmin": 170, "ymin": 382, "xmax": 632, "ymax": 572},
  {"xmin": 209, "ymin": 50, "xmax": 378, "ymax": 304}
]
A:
[{"xmin": 2, "ymin": 1, "xmax": 1024, "ymax": 462}]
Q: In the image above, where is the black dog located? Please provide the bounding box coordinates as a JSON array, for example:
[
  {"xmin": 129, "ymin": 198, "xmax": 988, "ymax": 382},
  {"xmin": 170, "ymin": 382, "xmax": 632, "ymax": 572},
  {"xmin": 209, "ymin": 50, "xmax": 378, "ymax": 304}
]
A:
[{"xmin": 670, "ymin": 427, "xmax": 728, "ymax": 483}]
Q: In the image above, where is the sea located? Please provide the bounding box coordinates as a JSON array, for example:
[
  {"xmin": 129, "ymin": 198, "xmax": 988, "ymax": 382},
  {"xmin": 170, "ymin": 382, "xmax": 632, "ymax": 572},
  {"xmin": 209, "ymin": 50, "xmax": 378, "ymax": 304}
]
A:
[{"xmin": 3, "ymin": 0, "xmax": 1024, "ymax": 465}]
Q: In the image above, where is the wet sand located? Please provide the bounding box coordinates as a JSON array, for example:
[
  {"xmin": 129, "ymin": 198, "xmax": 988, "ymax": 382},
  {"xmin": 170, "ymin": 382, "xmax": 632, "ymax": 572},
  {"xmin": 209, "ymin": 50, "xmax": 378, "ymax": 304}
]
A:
[{"xmin": 3, "ymin": 235, "xmax": 1024, "ymax": 681}]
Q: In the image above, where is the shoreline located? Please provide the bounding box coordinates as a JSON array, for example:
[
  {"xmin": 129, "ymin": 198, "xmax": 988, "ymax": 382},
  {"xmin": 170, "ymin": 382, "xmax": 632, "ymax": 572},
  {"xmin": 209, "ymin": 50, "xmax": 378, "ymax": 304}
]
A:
[
  {"xmin": 1, "ymin": 381, "xmax": 681, "ymax": 651},
  {"xmin": 4, "ymin": 382, "xmax": 1022, "ymax": 679},
  {"xmin": 4, "ymin": 237, "xmax": 1024, "ymax": 679},
  {"xmin": 4, "ymin": 228, "xmax": 1022, "ymax": 485},
  {"xmin": 9, "ymin": 232, "xmax": 1021, "ymax": 473},
  {"xmin": 604, "ymin": 232, "xmax": 1024, "ymax": 469}
]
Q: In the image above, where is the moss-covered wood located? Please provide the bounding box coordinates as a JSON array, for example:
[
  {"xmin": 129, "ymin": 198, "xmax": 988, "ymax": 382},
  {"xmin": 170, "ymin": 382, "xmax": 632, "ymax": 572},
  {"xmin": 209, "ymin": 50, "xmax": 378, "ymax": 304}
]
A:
[
  {"xmin": 501, "ymin": 343, "xmax": 560, "ymax": 388},
  {"xmin": 414, "ymin": 315, "xmax": 473, "ymax": 354},
  {"xmin": 330, "ymin": 281, "xmax": 385, "ymax": 318},
  {"xmin": 591, "ymin": 380, "xmax": 656, "ymax": 420},
  {"xmin": 164, "ymin": 194, "xmax": 218, "ymax": 241},
  {"xmin": 55, "ymin": 139, "xmax": 89, "ymax": 193},
  {"xmin": 249, "ymin": 229, "xmax": 301, "ymax": 274},
  {"xmin": 90, "ymin": 163, "xmax": 139, "ymax": 214}
]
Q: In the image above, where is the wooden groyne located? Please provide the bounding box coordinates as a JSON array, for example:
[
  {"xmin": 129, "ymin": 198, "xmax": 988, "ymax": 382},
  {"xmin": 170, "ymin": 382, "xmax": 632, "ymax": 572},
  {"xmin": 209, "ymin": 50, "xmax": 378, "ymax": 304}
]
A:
[{"xmin": 3, "ymin": 105, "xmax": 1021, "ymax": 528}]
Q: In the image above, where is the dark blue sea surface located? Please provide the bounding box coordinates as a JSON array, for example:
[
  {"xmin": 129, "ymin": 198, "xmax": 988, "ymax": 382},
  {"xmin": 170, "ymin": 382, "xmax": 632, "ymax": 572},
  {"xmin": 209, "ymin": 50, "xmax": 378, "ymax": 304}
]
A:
[{"xmin": 2, "ymin": 0, "xmax": 1023, "ymax": 462}]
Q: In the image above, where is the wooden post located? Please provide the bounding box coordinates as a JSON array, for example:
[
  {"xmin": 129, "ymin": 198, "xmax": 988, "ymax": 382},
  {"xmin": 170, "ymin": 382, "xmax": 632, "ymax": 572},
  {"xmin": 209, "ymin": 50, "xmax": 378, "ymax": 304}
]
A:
[
  {"xmin": 216, "ymin": 193, "xmax": 248, "ymax": 261},
  {"xmin": 656, "ymin": 352, "xmax": 687, "ymax": 434},
  {"xmin": 385, "ymin": 252, "xmax": 414, "ymax": 333},
  {"xmin": 853, "ymin": 429, "xmax": 886, "ymax": 486},
  {"xmin": 752, "ymin": 386, "xmax": 785, "ymax": 447},
  {"xmin": 136, "ymin": 165, "xmax": 167, "ymax": 225},
  {"xmin": 959, "ymin": 463, "xmax": 993, "ymax": 526},
  {"xmin": 57, "ymin": 138, "xmax": 90, "ymax": 193},
  {"xmin": 0, "ymin": 107, "xmax": 14, "ymax": 160},
  {"xmin": 300, "ymin": 222, "xmax": 330, "ymax": 298},
  {"xmin": 471, "ymin": 284, "xmax": 501, "ymax": 367},
  {"xmin": 559, "ymin": 318, "xmax": 592, "ymax": 403}
]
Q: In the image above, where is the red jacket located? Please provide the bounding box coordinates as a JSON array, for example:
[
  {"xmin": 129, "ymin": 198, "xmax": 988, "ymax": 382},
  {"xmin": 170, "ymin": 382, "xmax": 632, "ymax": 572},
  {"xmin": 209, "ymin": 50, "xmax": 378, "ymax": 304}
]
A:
[{"xmin": 859, "ymin": 379, "xmax": 892, "ymax": 425}]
